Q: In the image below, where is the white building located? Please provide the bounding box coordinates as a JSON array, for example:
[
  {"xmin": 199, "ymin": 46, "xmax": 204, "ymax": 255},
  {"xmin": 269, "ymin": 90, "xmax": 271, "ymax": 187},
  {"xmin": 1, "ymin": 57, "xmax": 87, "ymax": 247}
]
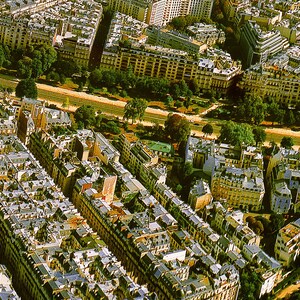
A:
[
  {"xmin": 271, "ymin": 180, "xmax": 292, "ymax": 214},
  {"xmin": 275, "ymin": 218, "xmax": 300, "ymax": 267}
]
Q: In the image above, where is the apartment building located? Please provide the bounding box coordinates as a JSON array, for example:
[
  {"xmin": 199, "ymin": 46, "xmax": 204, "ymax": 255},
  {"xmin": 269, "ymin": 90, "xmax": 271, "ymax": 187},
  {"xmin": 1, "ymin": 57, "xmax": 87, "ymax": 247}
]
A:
[
  {"xmin": 23, "ymin": 111, "xmax": 287, "ymax": 298},
  {"xmin": 0, "ymin": 0, "xmax": 102, "ymax": 68},
  {"xmin": 266, "ymin": 148, "xmax": 300, "ymax": 213},
  {"xmin": 0, "ymin": 265, "xmax": 20, "ymax": 299},
  {"xmin": 275, "ymin": 218, "xmax": 300, "ymax": 267},
  {"xmin": 238, "ymin": 47, "xmax": 300, "ymax": 106},
  {"xmin": 0, "ymin": 134, "xmax": 154, "ymax": 300},
  {"xmin": 106, "ymin": 0, "xmax": 151, "ymax": 23},
  {"xmin": 107, "ymin": 0, "xmax": 213, "ymax": 26},
  {"xmin": 270, "ymin": 180, "xmax": 292, "ymax": 214},
  {"xmin": 27, "ymin": 127, "xmax": 241, "ymax": 299},
  {"xmin": 101, "ymin": 14, "xmax": 241, "ymax": 94},
  {"xmin": 185, "ymin": 136, "xmax": 263, "ymax": 172},
  {"xmin": 211, "ymin": 166, "xmax": 265, "ymax": 211},
  {"xmin": 146, "ymin": 27, "xmax": 208, "ymax": 53},
  {"xmin": 239, "ymin": 20, "xmax": 289, "ymax": 68},
  {"xmin": 188, "ymin": 179, "xmax": 213, "ymax": 211},
  {"xmin": 184, "ymin": 136, "xmax": 265, "ymax": 211},
  {"xmin": 242, "ymin": 244, "xmax": 282, "ymax": 298},
  {"xmin": 187, "ymin": 23, "xmax": 226, "ymax": 45}
]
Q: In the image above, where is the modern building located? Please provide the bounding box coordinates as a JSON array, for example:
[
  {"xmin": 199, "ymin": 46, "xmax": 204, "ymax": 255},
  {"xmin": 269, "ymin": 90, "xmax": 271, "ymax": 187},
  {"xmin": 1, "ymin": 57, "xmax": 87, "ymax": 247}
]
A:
[{"xmin": 239, "ymin": 20, "xmax": 289, "ymax": 68}]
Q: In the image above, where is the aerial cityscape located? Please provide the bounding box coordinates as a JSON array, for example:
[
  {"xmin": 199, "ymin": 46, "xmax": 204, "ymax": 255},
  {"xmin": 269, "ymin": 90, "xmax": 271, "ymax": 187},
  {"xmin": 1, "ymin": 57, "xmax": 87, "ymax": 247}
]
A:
[{"xmin": 0, "ymin": 0, "xmax": 299, "ymax": 299}]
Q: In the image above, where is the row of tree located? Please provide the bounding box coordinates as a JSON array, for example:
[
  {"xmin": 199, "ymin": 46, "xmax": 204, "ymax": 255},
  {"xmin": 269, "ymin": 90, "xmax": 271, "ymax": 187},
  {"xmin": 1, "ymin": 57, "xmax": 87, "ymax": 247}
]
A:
[
  {"xmin": 236, "ymin": 95, "xmax": 299, "ymax": 126},
  {"xmin": 72, "ymin": 103, "xmax": 296, "ymax": 151},
  {"xmin": 0, "ymin": 43, "xmax": 82, "ymax": 83},
  {"xmin": 89, "ymin": 68, "xmax": 196, "ymax": 100}
]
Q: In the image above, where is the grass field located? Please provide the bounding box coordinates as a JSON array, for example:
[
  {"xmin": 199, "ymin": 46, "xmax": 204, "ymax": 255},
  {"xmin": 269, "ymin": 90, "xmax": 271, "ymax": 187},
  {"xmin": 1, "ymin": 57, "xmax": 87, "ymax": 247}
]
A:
[{"xmin": 0, "ymin": 71, "xmax": 299, "ymax": 147}]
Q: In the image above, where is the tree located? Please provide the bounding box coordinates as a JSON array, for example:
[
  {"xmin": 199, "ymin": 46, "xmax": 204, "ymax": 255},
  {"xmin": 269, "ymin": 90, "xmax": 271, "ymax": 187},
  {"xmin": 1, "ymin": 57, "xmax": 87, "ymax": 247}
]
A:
[
  {"xmin": 17, "ymin": 57, "xmax": 32, "ymax": 78},
  {"xmin": 284, "ymin": 110, "xmax": 295, "ymax": 126},
  {"xmin": 239, "ymin": 268, "xmax": 260, "ymax": 300},
  {"xmin": 59, "ymin": 74, "xmax": 66, "ymax": 85},
  {"xmin": 35, "ymin": 44, "xmax": 57, "ymax": 73},
  {"xmin": 246, "ymin": 216, "xmax": 256, "ymax": 225},
  {"xmin": 268, "ymin": 101, "xmax": 282, "ymax": 125},
  {"xmin": 123, "ymin": 98, "xmax": 148, "ymax": 124},
  {"xmin": 0, "ymin": 45, "xmax": 6, "ymax": 67},
  {"xmin": 15, "ymin": 78, "xmax": 38, "ymax": 99},
  {"xmin": 165, "ymin": 95, "xmax": 174, "ymax": 107},
  {"xmin": 183, "ymin": 162, "xmax": 194, "ymax": 178},
  {"xmin": 280, "ymin": 136, "xmax": 294, "ymax": 149},
  {"xmin": 269, "ymin": 214, "xmax": 285, "ymax": 232},
  {"xmin": 52, "ymin": 59, "xmax": 80, "ymax": 77},
  {"xmin": 219, "ymin": 121, "xmax": 255, "ymax": 146},
  {"xmin": 202, "ymin": 123, "xmax": 213, "ymax": 137},
  {"xmin": 252, "ymin": 220, "xmax": 264, "ymax": 235},
  {"xmin": 164, "ymin": 114, "xmax": 191, "ymax": 142},
  {"xmin": 175, "ymin": 184, "xmax": 183, "ymax": 194},
  {"xmin": 170, "ymin": 83, "xmax": 181, "ymax": 99},
  {"xmin": 62, "ymin": 97, "xmax": 70, "ymax": 109},
  {"xmin": 46, "ymin": 71, "xmax": 60, "ymax": 83},
  {"xmin": 238, "ymin": 94, "xmax": 267, "ymax": 125},
  {"xmin": 31, "ymin": 58, "xmax": 43, "ymax": 79},
  {"xmin": 74, "ymin": 105, "xmax": 96, "ymax": 128},
  {"xmin": 252, "ymin": 126, "xmax": 266, "ymax": 146},
  {"xmin": 290, "ymin": 291, "xmax": 300, "ymax": 300},
  {"xmin": 189, "ymin": 79, "xmax": 200, "ymax": 95}
]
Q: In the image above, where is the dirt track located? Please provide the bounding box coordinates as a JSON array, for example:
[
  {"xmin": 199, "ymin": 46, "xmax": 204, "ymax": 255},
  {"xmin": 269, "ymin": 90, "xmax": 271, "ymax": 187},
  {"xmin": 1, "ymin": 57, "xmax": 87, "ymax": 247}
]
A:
[{"xmin": 36, "ymin": 82, "xmax": 300, "ymax": 147}]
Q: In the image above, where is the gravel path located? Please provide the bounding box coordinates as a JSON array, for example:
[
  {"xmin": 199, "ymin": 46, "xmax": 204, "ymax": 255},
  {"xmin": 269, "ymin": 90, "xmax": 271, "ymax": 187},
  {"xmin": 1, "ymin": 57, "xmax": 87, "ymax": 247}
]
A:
[{"xmin": 37, "ymin": 82, "xmax": 300, "ymax": 146}]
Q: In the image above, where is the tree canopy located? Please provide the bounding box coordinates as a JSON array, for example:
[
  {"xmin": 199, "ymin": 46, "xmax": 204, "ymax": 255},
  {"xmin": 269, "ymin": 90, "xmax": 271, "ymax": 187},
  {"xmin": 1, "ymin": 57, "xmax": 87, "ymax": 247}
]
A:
[
  {"xmin": 269, "ymin": 214, "xmax": 285, "ymax": 233},
  {"xmin": 169, "ymin": 15, "xmax": 200, "ymax": 31},
  {"xmin": 15, "ymin": 44, "xmax": 57, "ymax": 79},
  {"xmin": 280, "ymin": 136, "xmax": 294, "ymax": 149},
  {"xmin": 239, "ymin": 267, "xmax": 260, "ymax": 300},
  {"xmin": 238, "ymin": 94, "xmax": 267, "ymax": 125},
  {"xmin": 164, "ymin": 113, "xmax": 191, "ymax": 142},
  {"xmin": 202, "ymin": 123, "xmax": 213, "ymax": 136},
  {"xmin": 123, "ymin": 98, "xmax": 148, "ymax": 124},
  {"xmin": 252, "ymin": 126, "xmax": 266, "ymax": 146},
  {"xmin": 74, "ymin": 105, "xmax": 96, "ymax": 128},
  {"xmin": 219, "ymin": 121, "xmax": 255, "ymax": 146},
  {"xmin": 15, "ymin": 78, "xmax": 38, "ymax": 99}
]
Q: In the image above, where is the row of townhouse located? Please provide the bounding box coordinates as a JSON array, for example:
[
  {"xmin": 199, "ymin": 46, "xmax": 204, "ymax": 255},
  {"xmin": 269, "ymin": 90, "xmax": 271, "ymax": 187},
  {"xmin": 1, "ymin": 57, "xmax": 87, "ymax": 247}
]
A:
[
  {"xmin": 25, "ymin": 111, "xmax": 286, "ymax": 298},
  {"xmin": 0, "ymin": 133, "xmax": 153, "ymax": 299},
  {"xmin": 101, "ymin": 12, "xmax": 242, "ymax": 94},
  {"xmin": 205, "ymin": 202, "xmax": 282, "ymax": 298},
  {"xmin": 0, "ymin": 264, "xmax": 20, "ymax": 299},
  {"xmin": 0, "ymin": 0, "xmax": 103, "ymax": 67},
  {"xmin": 26, "ymin": 124, "xmax": 241, "ymax": 299},
  {"xmin": 116, "ymin": 133, "xmax": 282, "ymax": 298},
  {"xmin": 105, "ymin": 0, "xmax": 213, "ymax": 26},
  {"xmin": 7, "ymin": 91, "xmax": 286, "ymax": 298}
]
